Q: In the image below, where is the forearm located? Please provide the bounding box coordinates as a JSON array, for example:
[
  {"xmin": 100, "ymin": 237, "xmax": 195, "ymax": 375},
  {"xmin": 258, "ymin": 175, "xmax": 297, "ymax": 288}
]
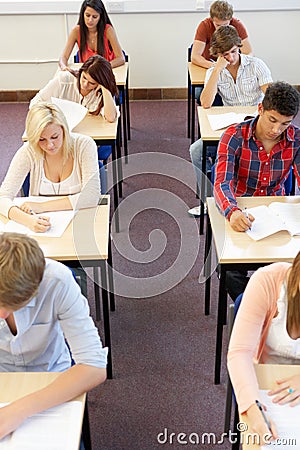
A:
[
  {"xmin": 36, "ymin": 197, "xmax": 73, "ymax": 212},
  {"xmin": 110, "ymin": 55, "xmax": 125, "ymax": 69},
  {"xmin": 59, "ymin": 56, "xmax": 68, "ymax": 70},
  {"xmin": 191, "ymin": 54, "xmax": 214, "ymax": 69},
  {"xmin": 102, "ymin": 87, "xmax": 118, "ymax": 122},
  {"xmin": 200, "ymin": 68, "xmax": 221, "ymax": 108},
  {"xmin": 9, "ymin": 365, "xmax": 106, "ymax": 426}
]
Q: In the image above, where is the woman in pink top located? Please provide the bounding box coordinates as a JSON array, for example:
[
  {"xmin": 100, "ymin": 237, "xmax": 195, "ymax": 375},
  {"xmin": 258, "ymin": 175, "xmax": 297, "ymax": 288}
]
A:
[
  {"xmin": 59, "ymin": 0, "xmax": 125, "ymax": 70},
  {"xmin": 228, "ymin": 252, "xmax": 300, "ymax": 443}
]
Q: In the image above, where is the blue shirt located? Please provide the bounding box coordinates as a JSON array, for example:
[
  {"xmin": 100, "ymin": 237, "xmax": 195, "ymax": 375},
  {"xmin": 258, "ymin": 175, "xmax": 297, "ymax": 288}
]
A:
[{"xmin": 0, "ymin": 259, "xmax": 107, "ymax": 372}]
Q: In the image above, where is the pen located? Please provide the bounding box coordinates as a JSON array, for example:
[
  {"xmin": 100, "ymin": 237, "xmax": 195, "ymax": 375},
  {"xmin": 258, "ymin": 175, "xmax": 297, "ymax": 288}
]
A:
[
  {"xmin": 255, "ymin": 400, "xmax": 272, "ymax": 433},
  {"xmin": 243, "ymin": 207, "xmax": 252, "ymax": 230}
]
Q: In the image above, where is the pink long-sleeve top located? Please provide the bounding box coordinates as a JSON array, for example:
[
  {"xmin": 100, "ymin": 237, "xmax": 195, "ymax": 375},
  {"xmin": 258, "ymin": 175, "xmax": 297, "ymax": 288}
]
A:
[{"xmin": 227, "ymin": 262, "xmax": 291, "ymax": 414}]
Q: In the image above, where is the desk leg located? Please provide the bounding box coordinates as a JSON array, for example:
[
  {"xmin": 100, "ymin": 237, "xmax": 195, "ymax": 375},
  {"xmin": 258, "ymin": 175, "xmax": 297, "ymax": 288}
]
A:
[
  {"xmin": 111, "ymin": 142, "xmax": 120, "ymax": 233},
  {"xmin": 187, "ymin": 73, "xmax": 191, "ymax": 138},
  {"xmin": 108, "ymin": 231, "xmax": 116, "ymax": 312},
  {"xmin": 100, "ymin": 260, "xmax": 113, "ymax": 379},
  {"xmin": 94, "ymin": 267, "xmax": 101, "ymax": 322},
  {"xmin": 121, "ymin": 86, "xmax": 129, "ymax": 164},
  {"xmin": 191, "ymin": 85, "xmax": 195, "ymax": 143},
  {"xmin": 199, "ymin": 141, "xmax": 207, "ymax": 235},
  {"xmin": 214, "ymin": 264, "xmax": 227, "ymax": 384},
  {"xmin": 117, "ymin": 121, "xmax": 123, "ymax": 199},
  {"xmin": 126, "ymin": 67, "xmax": 131, "ymax": 141},
  {"xmin": 204, "ymin": 214, "xmax": 212, "ymax": 315},
  {"xmin": 82, "ymin": 399, "xmax": 92, "ymax": 450}
]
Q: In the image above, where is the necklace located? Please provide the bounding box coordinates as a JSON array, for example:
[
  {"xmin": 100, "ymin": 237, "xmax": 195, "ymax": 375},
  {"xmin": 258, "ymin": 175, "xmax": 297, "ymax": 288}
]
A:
[
  {"xmin": 90, "ymin": 31, "xmax": 98, "ymax": 47},
  {"xmin": 44, "ymin": 157, "xmax": 65, "ymax": 196}
]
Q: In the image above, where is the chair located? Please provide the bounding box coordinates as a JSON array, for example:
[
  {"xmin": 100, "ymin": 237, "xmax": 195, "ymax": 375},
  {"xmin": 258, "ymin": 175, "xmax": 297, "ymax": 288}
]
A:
[{"xmin": 224, "ymin": 293, "xmax": 243, "ymax": 449}]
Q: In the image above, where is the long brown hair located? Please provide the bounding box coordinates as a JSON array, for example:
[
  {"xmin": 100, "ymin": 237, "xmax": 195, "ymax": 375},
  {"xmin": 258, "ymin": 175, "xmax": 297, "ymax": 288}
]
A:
[
  {"xmin": 287, "ymin": 251, "xmax": 300, "ymax": 332},
  {"xmin": 78, "ymin": 55, "xmax": 119, "ymax": 110},
  {"xmin": 78, "ymin": 0, "xmax": 112, "ymax": 61}
]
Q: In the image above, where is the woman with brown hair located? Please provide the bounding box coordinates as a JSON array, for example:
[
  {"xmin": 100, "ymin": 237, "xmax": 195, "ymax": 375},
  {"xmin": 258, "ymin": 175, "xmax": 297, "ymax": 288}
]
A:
[
  {"xmin": 59, "ymin": 0, "xmax": 125, "ymax": 70},
  {"xmin": 228, "ymin": 251, "xmax": 300, "ymax": 442},
  {"xmin": 30, "ymin": 55, "xmax": 119, "ymax": 122}
]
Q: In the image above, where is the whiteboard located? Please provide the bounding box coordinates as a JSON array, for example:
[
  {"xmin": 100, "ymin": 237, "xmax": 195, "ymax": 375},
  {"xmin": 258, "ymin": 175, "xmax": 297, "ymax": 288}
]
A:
[{"xmin": 0, "ymin": 0, "xmax": 299, "ymax": 14}]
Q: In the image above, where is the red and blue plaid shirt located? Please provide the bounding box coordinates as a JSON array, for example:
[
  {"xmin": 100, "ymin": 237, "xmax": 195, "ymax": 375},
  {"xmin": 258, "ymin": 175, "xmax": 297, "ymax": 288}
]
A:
[{"xmin": 214, "ymin": 117, "xmax": 300, "ymax": 218}]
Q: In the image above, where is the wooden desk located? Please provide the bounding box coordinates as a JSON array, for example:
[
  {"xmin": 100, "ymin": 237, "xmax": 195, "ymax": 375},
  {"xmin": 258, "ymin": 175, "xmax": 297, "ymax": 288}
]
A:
[
  {"xmin": 187, "ymin": 63, "xmax": 206, "ymax": 143},
  {"xmin": 242, "ymin": 364, "xmax": 300, "ymax": 449},
  {"xmin": 197, "ymin": 105, "xmax": 257, "ymax": 234},
  {"xmin": 205, "ymin": 196, "xmax": 300, "ymax": 384},
  {"xmin": 0, "ymin": 372, "xmax": 85, "ymax": 449},
  {"xmin": 0, "ymin": 196, "xmax": 114, "ymax": 379}
]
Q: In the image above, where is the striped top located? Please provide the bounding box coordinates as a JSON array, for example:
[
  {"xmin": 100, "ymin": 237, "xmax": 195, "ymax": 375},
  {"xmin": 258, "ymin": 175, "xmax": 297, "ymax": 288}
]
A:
[{"xmin": 205, "ymin": 54, "xmax": 273, "ymax": 106}]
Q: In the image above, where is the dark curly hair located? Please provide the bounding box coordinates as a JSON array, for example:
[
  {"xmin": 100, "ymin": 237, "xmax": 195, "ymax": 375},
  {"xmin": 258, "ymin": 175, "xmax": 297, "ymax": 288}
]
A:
[{"xmin": 262, "ymin": 81, "xmax": 300, "ymax": 117}]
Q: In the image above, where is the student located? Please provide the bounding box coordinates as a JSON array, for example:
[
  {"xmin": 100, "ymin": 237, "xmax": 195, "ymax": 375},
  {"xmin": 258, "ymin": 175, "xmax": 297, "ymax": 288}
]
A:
[
  {"xmin": 0, "ymin": 232, "xmax": 107, "ymax": 440},
  {"xmin": 59, "ymin": 0, "xmax": 125, "ymax": 70},
  {"xmin": 214, "ymin": 81, "xmax": 300, "ymax": 300},
  {"xmin": 191, "ymin": 0, "xmax": 252, "ymax": 69},
  {"xmin": 30, "ymin": 55, "xmax": 119, "ymax": 122},
  {"xmin": 227, "ymin": 251, "xmax": 300, "ymax": 443},
  {"xmin": 188, "ymin": 25, "xmax": 272, "ymax": 216},
  {"xmin": 0, "ymin": 102, "xmax": 100, "ymax": 233}
]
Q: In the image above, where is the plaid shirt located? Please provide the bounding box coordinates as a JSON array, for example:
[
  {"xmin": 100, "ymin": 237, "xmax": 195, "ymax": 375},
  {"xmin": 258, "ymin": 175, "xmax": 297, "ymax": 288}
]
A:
[{"xmin": 214, "ymin": 117, "xmax": 300, "ymax": 218}]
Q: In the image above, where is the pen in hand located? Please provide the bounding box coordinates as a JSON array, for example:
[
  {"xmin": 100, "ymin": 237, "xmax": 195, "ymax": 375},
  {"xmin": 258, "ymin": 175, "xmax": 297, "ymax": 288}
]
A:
[
  {"xmin": 243, "ymin": 207, "xmax": 252, "ymax": 230},
  {"xmin": 255, "ymin": 400, "xmax": 272, "ymax": 434}
]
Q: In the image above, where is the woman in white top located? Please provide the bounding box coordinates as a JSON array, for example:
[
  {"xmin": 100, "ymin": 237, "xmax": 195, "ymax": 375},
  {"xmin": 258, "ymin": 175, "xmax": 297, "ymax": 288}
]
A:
[
  {"xmin": 30, "ymin": 55, "xmax": 118, "ymax": 122},
  {"xmin": 0, "ymin": 102, "xmax": 100, "ymax": 233}
]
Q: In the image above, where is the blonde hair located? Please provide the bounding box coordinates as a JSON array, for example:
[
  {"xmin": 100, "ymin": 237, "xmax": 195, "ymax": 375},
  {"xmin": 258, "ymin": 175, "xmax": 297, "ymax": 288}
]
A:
[
  {"xmin": 210, "ymin": 1, "xmax": 233, "ymax": 20},
  {"xmin": 0, "ymin": 233, "xmax": 45, "ymax": 309},
  {"xmin": 210, "ymin": 25, "xmax": 242, "ymax": 56},
  {"xmin": 287, "ymin": 251, "xmax": 300, "ymax": 332},
  {"xmin": 25, "ymin": 102, "xmax": 73, "ymax": 162}
]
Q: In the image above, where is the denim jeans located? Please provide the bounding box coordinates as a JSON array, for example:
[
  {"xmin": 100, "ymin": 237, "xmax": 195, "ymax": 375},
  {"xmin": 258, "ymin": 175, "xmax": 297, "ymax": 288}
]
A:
[{"xmin": 189, "ymin": 139, "xmax": 217, "ymax": 200}]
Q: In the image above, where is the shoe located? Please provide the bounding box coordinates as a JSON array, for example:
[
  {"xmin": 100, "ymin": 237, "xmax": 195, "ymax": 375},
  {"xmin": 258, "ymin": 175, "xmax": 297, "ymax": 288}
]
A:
[{"xmin": 188, "ymin": 204, "xmax": 207, "ymax": 217}]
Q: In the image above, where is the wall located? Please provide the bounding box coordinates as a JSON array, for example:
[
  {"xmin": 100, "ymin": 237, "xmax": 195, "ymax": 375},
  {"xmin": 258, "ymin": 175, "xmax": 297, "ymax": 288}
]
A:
[{"xmin": 0, "ymin": 9, "xmax": 299, "ymax": 90}]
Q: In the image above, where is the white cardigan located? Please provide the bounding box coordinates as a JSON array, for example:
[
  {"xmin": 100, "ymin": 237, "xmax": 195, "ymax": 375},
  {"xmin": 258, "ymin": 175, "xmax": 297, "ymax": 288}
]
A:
[{"xmin": 0, "ymin": 133, "xmax": 100, "ymax": 217}]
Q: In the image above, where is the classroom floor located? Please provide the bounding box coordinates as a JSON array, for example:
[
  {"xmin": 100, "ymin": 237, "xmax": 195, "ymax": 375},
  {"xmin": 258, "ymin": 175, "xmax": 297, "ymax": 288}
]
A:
[{"xmin": 3, "ymin": 99, "xmax": 299, "ymax": 450}]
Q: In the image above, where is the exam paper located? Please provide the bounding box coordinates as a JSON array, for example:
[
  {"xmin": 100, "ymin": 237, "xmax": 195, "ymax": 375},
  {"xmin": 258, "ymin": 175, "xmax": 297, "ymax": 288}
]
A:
[
  {"xmin": 51, "ymin": 97, "xmax": 88, "ymax": 131},
  {"xmin": 207, "ymin": 112, "xmax": 248, "ymax": 131},
  {"xmin": 0, "ymin": 401, "xmax": 82, "ymax": 449},
  {"xmin": 259, "ymin": 389, "xmax": 300, "ymax": 449}
]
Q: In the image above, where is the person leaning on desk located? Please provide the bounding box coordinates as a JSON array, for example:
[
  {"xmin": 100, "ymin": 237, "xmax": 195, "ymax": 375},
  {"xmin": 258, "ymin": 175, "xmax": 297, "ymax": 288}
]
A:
[
  {"xmin": 227, "ymin": 251, "xmax": 300, "ymax": 444},
  {"xmin": 30, "ymin": 55, "xmax": 119, "ymax": 122},
  {"xmin": 0, "ymin": 232, "xmax": 107, "ymax": 440},
  {"xmin": 59, "ymin": 0, "xmax": 125, "ymax": 71},
  {"xmin": 213, "ymin": 81, "xmax": 300, "ymax": 301},
  {"xmin": 0, "ymin": 102, "xmax": 100, "ymax": 233},
  {"xmin": 191, "ymin": 0, "xmax": 252, "ymax": 70},
  {"xmin": 188, "ymin": 25, "xmax": 272, "ymax": 217}
]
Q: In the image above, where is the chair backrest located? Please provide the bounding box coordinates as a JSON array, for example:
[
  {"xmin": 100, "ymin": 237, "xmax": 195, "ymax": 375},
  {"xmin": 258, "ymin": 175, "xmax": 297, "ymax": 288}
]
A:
[{"xmin": 188, "ymin": 44, "xmax": 193, "ymax": 62}]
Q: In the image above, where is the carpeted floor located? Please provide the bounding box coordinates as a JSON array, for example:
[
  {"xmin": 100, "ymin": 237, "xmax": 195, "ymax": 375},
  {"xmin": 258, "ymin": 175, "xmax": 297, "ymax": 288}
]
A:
[{"xmin": 6, "ymin": 99, "xmax": 299, "ymax": 449}]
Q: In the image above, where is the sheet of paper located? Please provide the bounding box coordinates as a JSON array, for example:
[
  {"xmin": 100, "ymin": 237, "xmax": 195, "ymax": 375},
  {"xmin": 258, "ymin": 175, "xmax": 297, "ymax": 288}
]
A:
[
  {"xmin": 245, "ymin": 205, "xmax": 289, "ymax": 241},
  {"xmin": 259, "ymin": 389, "xmax": 300, "ymax": 449},
  {"xmin": 207, "ymin": 112, "xmax": 247, "ymax": 131},
  {"xmin": 4, "ymin": 210, "xmax": 76, "ymax": 238},
  {"xmin": 51, "ymin": 97, "xmax": 87, "ymax": 131},
  {"xmin": 269, "ymin": 202, "xmax": 300, "ymax": 236},
  {"xmin": 0, "ymin": 401, "xmax": 82, "ymax": 449}
]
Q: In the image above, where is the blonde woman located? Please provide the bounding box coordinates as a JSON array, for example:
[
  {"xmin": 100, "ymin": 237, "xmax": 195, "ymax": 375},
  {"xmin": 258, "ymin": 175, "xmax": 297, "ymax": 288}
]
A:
[
  {"xmin": 228, "ymin": 251, "xmax": 300, "ymax": 443},
  {"xmin": 0, "ymin": 102, "xmax": 100, "ymax": 233}
]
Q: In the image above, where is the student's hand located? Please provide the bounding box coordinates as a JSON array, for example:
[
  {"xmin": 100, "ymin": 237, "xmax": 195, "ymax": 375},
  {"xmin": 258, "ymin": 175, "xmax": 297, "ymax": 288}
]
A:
[
  {"xmin": 0, "ymin": 403, "xmax": 27, "ymax": 440},
  {"xmin": 268, "ymin": 375, "xmax": 300, "ymax": 406},
  {"xmin": 28, "ymin": 215, "xmax": 51, "ymax": 233},
  {"xmin": 215, "ymin": 55, "xmax": 229, "ymax": 71},
  {"xmin": 243, "ymin": 403, "xmax": 278, "ymax": 445},
  {"xmin": 229, "ymin": 210, "xmax": 254, "ymax": 232}
]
